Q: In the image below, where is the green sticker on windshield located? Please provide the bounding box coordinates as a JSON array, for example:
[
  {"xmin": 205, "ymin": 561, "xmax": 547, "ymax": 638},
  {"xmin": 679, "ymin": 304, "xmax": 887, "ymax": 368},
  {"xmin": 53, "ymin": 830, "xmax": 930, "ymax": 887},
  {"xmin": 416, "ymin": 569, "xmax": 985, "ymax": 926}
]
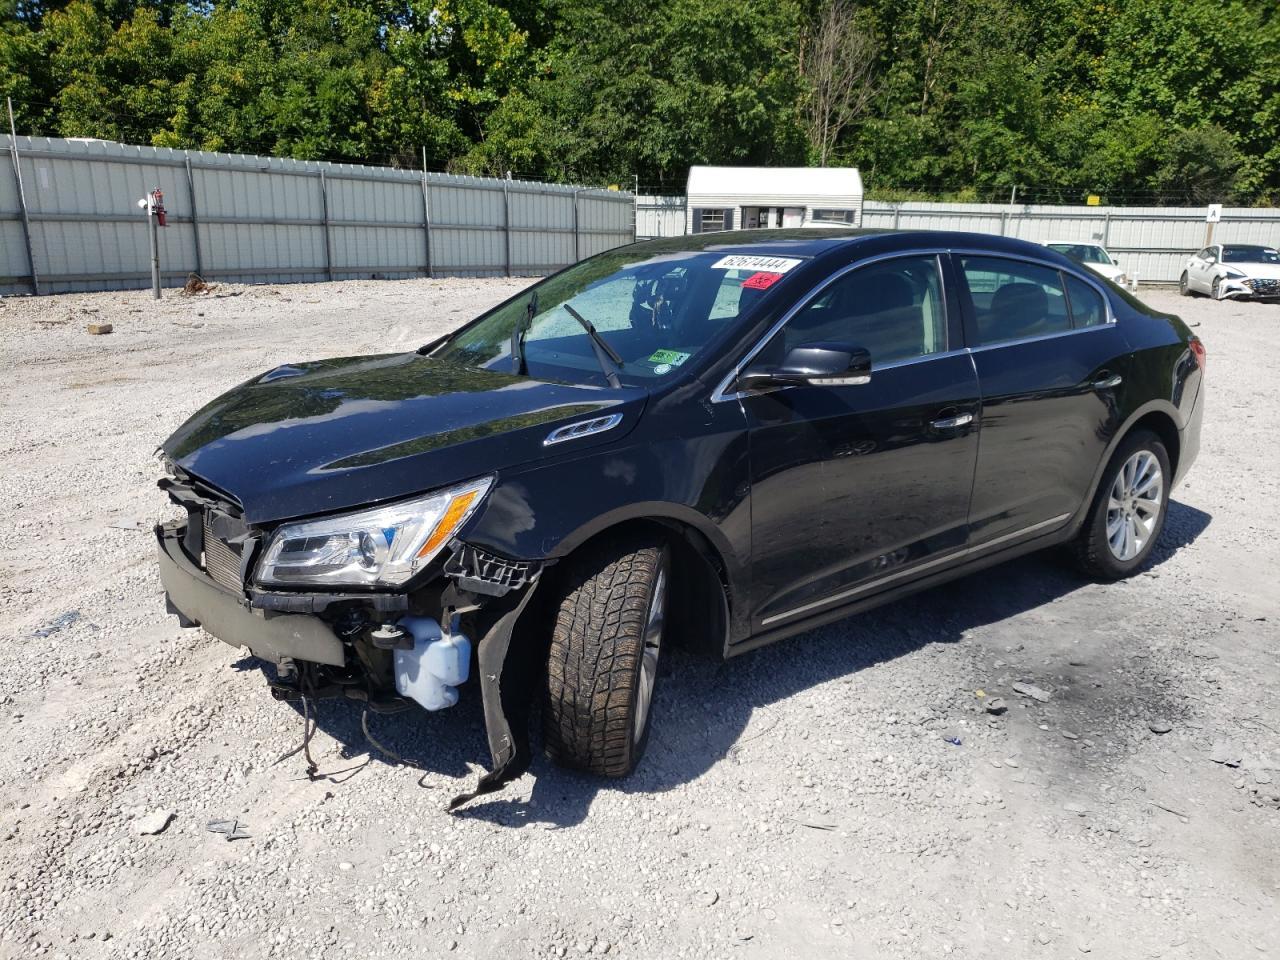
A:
[{"xmin": 647, "ymin": 349, "xmax": 691, "ymax": 366}]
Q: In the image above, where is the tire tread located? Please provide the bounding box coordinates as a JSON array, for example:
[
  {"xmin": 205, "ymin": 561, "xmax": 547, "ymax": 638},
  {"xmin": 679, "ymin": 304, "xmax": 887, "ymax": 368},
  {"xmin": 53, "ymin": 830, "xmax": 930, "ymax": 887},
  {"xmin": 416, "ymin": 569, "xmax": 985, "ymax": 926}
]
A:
[{"xmin": 542, "ymin": 539, "xmax": 664, "ymax": 777}]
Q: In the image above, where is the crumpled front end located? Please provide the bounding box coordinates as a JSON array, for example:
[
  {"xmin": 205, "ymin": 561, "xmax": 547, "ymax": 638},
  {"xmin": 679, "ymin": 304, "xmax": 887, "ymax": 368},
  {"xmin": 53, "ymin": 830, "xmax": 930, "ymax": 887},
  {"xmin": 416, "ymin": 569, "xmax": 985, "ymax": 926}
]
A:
[
  {"xmin": 1216, "ymin": 275, "xmax": 1280, "ymax": 300},
  {"xmin": 156, "ymin": 469, "xmax": 546, "ymax": 806}
]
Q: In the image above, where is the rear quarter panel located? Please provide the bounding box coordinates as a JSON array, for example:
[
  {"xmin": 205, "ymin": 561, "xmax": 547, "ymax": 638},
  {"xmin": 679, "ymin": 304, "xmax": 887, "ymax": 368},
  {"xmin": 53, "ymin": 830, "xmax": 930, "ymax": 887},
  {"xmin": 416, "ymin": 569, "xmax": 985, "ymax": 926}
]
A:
[{"xmin": 1075, "ymin": 290, "xmax": 1203, "ymax": 509}]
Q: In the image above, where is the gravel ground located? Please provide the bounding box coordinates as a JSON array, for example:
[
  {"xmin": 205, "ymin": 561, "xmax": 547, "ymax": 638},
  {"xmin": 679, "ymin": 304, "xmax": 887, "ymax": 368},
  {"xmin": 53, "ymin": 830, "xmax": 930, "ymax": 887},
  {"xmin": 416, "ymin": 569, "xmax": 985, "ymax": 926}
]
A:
[{"xmin": 0, "ymin": 278, "xmax": 1277, "ymax": 960}]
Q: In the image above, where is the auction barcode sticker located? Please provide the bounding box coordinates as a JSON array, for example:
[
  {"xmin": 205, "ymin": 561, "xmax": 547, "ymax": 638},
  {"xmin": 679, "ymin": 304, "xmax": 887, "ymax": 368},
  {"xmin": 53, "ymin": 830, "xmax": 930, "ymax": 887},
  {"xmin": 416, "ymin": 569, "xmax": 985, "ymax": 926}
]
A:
[{"xmin": 710, "ymin": 255, "xmax": 804, "ymax": 273}]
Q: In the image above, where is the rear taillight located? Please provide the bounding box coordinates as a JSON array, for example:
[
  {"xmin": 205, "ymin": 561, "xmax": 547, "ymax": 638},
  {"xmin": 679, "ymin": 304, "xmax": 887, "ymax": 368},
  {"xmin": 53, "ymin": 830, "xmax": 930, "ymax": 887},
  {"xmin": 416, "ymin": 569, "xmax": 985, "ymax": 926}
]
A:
[{"xmin": 1189, "ymin": 336, "xmax": 1206, "ymax": 371}]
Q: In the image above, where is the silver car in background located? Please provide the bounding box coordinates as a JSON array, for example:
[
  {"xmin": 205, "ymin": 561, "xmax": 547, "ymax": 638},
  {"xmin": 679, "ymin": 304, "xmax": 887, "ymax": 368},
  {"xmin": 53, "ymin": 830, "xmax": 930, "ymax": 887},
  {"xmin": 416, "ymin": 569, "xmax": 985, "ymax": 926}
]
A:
[
  {"xmin": 1045, "ymin": 241, "xmax": 1131, "ymax": 288},
  {"xmin": 1179, "ymin": 244, "xmax": 1280, "ymax": 301}
]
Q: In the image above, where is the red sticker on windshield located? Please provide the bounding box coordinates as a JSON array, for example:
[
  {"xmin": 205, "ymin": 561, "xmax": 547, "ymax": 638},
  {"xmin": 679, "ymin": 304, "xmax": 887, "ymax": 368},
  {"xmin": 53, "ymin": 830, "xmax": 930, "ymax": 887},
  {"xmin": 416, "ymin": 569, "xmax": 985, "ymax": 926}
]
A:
[{"xmin": 742, "ymin": 271, "xmax": 784, "ymax": 290}]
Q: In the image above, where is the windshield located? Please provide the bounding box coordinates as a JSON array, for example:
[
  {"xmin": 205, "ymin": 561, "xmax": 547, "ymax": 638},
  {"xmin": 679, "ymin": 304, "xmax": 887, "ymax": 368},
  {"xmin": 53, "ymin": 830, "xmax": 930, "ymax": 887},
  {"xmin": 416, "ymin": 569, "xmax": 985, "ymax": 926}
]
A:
[
  {"xmin": 1048, "ymin": 243, "xmax": 1112, "ymax": 265},
  {"xmin": 1222, "ymin": 245, "xmax": 1280, "ymax": 264},
  {"xmin": 433, "ymin": 248, "xmax": 805, "ymax": 386}
]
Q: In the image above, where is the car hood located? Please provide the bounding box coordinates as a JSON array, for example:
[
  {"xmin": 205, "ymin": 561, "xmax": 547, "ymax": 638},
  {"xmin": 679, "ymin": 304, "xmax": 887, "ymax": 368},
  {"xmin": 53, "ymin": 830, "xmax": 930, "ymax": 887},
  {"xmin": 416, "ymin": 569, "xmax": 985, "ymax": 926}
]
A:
[
  {"xmin": 1224, "ymin": 262, "xmax": 1280, "ymax": 280},
  {"xmin": 163, "ymin": 352, "xmax": 646, "ymax": 524},
  {"xmin": 1084, "ymin": 262, "xmax": 1125, "ymax": 280}
]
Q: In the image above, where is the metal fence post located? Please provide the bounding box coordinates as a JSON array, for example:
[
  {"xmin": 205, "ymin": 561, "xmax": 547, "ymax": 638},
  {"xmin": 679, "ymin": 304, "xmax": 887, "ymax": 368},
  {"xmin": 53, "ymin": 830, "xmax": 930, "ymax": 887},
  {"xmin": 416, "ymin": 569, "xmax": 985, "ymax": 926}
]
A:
[
  {"xmin": 573, "ymin": 190, "xmax": 581, "ymax": 263},
  {"xmin": 184, "ymin": 157, "xmax": 203, "ymax": 277},
  {"xmin": 6, "ymin": 98, "xmax": 39, "ymax": 295},
  {"xmin": 502, "ymin": 179, "xmax": 512, "ymax": 277},
  {"xmin": 999, "ymin": 210, "xmax": 1008, "ymax": 236},
  {"xmin": 420, "ymin": 150, "xmax": 433, "ymax": 278},
  {"xmin": 318, "ymin": 169, "xmax": 333, "ymax": 282},
  {"xmin": 1102, "ymin": 211, "xmax": 1112, "ymax": 248}
]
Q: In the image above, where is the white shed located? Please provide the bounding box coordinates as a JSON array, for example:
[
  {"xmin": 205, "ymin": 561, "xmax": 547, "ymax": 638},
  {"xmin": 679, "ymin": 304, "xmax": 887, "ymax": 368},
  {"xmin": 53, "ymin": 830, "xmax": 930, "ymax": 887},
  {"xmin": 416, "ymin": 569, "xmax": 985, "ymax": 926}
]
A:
[{"xmin": 684, "ymin": 165, "xmax": 863, "ymax": 234}]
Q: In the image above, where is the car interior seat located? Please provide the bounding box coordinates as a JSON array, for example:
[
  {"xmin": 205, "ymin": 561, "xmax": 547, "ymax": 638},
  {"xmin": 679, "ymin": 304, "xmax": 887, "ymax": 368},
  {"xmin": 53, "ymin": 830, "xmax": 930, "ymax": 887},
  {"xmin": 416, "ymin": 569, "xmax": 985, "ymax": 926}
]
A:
[{"xmin": 984, "ymin": 281, "xmax": 1049, "ymax": 343}]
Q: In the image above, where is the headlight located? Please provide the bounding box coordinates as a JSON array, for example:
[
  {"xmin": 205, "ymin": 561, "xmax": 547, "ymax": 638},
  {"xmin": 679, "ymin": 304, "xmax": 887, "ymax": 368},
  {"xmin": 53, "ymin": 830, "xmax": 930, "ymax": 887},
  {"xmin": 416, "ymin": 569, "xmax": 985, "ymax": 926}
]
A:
[
  {"xmin": 1223, "ymin": 268, "xmax": 1247, "ymax": 279},
  {"xmin": 255, "ymin": 476, "xmax": 493, "ymax": 588}
]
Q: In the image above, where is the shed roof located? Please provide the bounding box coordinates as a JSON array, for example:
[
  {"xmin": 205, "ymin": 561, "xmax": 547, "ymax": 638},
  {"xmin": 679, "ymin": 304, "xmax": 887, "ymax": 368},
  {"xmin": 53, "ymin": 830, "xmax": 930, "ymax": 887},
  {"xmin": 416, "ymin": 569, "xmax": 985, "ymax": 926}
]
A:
[{"xmin": 686, "ymin": 165, "xmax": 863, "ymax": 199}]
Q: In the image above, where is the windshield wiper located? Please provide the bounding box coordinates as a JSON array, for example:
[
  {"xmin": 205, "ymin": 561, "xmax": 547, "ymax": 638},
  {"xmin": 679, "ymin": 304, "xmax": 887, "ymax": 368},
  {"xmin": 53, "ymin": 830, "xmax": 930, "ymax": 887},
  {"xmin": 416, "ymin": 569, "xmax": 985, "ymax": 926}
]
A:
[
  {"xmin": 511, "ymin": 292, "xmax": 537, "ymax": 375},
  {"xmin": 563, "ymin": 304, "xmax": 623, "ymax": 388},
  {"xmin": 416, "ymin": 331, "xmax": 452, "ymax": 355}
]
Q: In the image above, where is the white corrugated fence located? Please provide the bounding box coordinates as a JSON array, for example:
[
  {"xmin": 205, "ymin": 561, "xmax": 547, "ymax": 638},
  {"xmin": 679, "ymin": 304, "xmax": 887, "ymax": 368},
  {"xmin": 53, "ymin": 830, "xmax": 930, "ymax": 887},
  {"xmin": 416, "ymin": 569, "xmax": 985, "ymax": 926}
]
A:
[
  {"xmin": 1, "ymin": 135, "xmax": 636, "ymax": 295},
  {"xmin": 634, "ymin": 194, "xmax": 1280, "ymax": 284}
]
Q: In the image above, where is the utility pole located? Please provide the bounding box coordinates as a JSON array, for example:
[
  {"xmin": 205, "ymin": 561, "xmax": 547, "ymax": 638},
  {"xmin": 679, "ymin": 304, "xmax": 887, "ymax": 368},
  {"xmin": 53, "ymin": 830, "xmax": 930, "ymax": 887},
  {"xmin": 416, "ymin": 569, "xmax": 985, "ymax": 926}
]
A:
[
  {"xmin": 148, "ymin": 197, "xmax": 161, "ymax": 299},
  {"xmin": 137, "ymin": 188, "xmax": 166, "ymax": 299}
]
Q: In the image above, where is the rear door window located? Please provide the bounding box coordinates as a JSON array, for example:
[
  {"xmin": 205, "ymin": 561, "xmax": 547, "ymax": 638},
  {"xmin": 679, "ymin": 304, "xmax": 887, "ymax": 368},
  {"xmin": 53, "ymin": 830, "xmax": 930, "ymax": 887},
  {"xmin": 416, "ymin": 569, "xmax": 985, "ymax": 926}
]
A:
[
  {"xmin": 959, "ymin": 256, "xmax": 1071, "ymax": 346},
  {"xmin": 1064, "ymin": 273, "xmax": 1107, "ymax": 327}
]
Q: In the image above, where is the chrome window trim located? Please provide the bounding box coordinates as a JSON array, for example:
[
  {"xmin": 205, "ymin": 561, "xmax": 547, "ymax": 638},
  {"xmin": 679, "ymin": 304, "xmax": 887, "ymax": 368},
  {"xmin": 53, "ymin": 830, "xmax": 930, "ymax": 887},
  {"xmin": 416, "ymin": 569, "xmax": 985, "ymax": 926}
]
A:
[
  {"xmin": 710, "ymin": 246, "xmax": 1118, "ymax": 404},
  {"xmin": 758, "ymin": 512, "xmax": 1072, "ymax": 627},
  {"xmin": 967, "ymin": 320, "xmax": 1115, "ymax": 353}
]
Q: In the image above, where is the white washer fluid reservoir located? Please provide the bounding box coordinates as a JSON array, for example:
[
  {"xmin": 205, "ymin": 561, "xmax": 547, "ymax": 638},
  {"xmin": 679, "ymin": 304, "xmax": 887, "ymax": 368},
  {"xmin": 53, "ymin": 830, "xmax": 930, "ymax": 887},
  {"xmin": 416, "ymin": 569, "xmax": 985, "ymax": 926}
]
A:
[{"xmin": 393, "ymin": 616, "xmax": 471, "ymax": 711}]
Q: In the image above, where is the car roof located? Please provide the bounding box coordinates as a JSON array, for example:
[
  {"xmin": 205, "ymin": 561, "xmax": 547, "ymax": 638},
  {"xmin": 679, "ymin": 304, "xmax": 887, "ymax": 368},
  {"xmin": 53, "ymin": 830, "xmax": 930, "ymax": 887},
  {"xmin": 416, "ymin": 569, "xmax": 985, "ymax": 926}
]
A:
[{"xmin": 628, "ymin": 229, "xmax": 1076, "ymax": 262}]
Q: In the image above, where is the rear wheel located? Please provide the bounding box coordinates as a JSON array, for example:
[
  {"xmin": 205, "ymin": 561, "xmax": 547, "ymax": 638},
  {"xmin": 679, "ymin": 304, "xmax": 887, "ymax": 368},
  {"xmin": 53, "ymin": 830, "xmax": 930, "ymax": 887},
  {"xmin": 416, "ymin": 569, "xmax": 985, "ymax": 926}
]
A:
[
  {"xmin": 1071, "ymin": 430, "xmax": 1170, "ymax": 580},
  {"xmin": 1179, "ymin": 272, "xmax": 1191, "ymax": 296},
  {"xmin": 542, "ymin": 538, "xmax": 668, "ymax": 777}
]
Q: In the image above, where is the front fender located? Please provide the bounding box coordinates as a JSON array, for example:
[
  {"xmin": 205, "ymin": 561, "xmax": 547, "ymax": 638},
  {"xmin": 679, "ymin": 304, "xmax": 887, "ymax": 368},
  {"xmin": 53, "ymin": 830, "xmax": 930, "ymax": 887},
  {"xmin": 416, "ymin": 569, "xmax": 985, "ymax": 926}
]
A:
[{"xmin": 464, "ymin": 409, "xmax": 753, "ymax": 636}]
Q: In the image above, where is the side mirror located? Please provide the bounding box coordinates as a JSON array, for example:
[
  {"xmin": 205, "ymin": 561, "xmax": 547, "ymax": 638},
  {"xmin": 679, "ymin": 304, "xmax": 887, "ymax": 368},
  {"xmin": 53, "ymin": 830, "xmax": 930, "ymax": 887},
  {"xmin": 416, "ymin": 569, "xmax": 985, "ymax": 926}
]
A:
[{"xmin": 738, "ymin": 342, "xmax": 871, "ymax": 393}]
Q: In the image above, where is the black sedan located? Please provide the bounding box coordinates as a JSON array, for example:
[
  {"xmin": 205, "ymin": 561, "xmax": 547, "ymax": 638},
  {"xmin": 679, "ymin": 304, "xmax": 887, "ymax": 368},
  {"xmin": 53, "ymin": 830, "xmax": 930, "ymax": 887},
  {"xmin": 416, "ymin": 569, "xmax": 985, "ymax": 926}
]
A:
[{"xmin": 155, "ymin": 229, "xmax": 1205, "ymax": 804}]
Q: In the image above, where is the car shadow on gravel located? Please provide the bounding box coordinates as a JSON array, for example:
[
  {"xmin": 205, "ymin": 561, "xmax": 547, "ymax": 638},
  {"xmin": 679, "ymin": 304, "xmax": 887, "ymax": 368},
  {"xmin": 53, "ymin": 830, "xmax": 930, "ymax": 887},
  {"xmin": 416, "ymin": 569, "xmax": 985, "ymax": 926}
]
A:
[{"xmin": 267, "ymin": 500, "xmax": 1210, "ymax": 827}]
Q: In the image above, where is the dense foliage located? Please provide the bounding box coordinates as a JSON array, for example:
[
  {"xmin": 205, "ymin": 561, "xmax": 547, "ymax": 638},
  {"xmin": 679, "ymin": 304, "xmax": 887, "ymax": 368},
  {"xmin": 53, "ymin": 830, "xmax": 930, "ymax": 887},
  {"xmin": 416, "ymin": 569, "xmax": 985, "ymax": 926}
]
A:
[{"xmin": 3, "ymin": 0, "xmax": 1278, "ymax": 203}]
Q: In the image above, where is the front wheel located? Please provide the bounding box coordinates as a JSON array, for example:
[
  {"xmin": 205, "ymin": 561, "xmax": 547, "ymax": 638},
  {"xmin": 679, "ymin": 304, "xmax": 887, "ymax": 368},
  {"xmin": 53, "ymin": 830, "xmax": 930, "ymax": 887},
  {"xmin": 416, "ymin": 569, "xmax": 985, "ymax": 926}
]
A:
[
  {"xmin": 542, "ymin": 538, "xmax": 668, "ymax": 777},
  {"xmin": 1071, "ymin": 430, "xmax": 1170, "ymax": 580},
  {"xmin": 1211, "ymin": 276, "xmax": 1222, "ymax": 300},
  {"xmin": 1179, "ymin": 272, "xmax": 1191, "ymax": 296}
]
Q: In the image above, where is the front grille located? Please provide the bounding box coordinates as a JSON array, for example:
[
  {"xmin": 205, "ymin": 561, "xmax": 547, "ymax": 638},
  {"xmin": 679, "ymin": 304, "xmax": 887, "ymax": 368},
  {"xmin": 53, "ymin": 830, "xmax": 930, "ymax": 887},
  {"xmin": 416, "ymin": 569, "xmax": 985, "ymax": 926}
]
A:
[
  {"xmin": 202, "ymin": 510, "xmax": 244, "ymax": 592},
  {"xmin": 1248, "ymin": 278, "xmax": 1280, "ymax": 296}
]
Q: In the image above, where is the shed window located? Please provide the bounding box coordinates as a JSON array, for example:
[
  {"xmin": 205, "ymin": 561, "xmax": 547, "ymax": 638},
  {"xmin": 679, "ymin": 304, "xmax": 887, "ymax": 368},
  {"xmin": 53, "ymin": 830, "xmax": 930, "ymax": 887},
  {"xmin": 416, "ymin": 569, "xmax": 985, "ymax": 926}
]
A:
[
  {"xmin": 692, "ymin": 208, "xmax": 730, "ymax": 233},
  {"xmin": 811, "ymin": 209, "xmax": 855, "ymax": 224}
]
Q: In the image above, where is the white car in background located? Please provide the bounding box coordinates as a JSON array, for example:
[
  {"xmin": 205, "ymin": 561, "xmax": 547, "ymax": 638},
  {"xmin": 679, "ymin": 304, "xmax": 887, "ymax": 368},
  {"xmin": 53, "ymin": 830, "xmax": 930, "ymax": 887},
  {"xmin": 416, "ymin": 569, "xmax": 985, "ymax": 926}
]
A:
[
  {"xmin": 1180, "ymin": 244, "xmax": 1280, "ymax": 301},
  {"xmin": 1045, "ymin": 241, "xmax": 1129, "ymax": 287}
]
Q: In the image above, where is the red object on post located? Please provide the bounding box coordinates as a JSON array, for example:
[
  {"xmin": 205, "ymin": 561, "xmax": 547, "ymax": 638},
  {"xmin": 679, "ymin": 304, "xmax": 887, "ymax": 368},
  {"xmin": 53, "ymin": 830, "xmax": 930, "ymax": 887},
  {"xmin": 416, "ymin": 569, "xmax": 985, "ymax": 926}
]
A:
[{"xmin": 152, "ymin": 189, "xmax": 167, "ymax": 227}]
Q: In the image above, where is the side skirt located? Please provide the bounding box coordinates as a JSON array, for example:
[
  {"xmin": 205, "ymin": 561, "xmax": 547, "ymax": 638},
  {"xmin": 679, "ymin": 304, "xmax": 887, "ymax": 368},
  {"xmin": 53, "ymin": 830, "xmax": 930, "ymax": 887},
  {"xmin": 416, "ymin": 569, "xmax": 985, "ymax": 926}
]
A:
[{"xmin": 727, "ymin": 522, "xmax": 1077, "ymax": 657}]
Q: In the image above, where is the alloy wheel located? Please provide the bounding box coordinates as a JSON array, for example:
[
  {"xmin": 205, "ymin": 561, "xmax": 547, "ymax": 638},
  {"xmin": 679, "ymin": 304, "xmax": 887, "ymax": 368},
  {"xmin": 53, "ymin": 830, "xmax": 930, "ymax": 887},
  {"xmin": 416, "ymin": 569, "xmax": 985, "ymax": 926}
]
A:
[
  {"xmin": 1106, "ymin": 450, "xmax": 1164, "ymax": 562},
  {"xmin": 633, "ymin": 566, "xmax": 666, "ymax": 744}
]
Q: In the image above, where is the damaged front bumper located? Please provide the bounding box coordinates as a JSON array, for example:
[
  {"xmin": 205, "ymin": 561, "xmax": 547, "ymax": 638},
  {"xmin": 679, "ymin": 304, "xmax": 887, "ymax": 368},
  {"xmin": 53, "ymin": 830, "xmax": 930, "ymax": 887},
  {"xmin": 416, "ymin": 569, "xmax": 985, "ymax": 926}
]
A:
[
  {"xmin": 1217, "ymin": 276, "xmax": 1280, "ymax": 300},
  {"xmin": 157, "ymin": 522, "xmax": 346, "ymax": 666},
  {"xmin": 156, "ymin": 514, "xmax": 545, "ymax": 806}
]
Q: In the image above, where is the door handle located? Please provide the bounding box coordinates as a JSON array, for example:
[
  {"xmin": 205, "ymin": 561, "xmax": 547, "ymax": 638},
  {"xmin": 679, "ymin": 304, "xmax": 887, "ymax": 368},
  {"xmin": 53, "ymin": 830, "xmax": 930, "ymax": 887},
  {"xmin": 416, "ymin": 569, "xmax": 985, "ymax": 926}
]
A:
[
  {"xmin": 931, "ymin": 412, "xmax": 973, "ymax": 429},
  {"xmin": 1092, "ymin": 373, "xmax": 1123, "ymax": 390}
]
